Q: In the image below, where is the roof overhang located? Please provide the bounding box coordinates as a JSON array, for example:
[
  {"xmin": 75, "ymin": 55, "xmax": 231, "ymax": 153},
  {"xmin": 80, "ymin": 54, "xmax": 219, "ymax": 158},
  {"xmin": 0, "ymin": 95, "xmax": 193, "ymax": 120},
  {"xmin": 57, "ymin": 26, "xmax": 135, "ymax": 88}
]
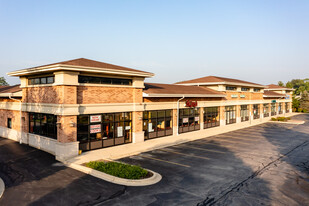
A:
[
  {"xmin": 177, "ymin": 82, "xmax": 265, "ymax": 88},
  {"xmin": 263, "ymin": 94, "xmax": 286, "ymax": 98},
  {"xmin": 0, "ymin": 91, "xmax": 22, "ymax": 98},
  {"xmin": 264, "ymin": 88, "xmax": 295, "ymax": 91},
  {"xmin": 143, "ymin": 92, "xmax": 226, "ymax": 98},
  {"xmin": 7, "ymin": 64, "xmax": 155, "ymax": 78}
]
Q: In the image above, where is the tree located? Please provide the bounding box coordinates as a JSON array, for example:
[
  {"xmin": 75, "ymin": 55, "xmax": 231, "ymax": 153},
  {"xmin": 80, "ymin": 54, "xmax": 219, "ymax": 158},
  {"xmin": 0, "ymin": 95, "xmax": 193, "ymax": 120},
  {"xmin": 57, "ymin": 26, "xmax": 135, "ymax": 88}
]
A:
[
  {"xmin": 0, "ymin": 77, "xmax": 9, "ymax": 86},
  {"xmin": 278, "ymin": 81, "xmax": 284, "ymax": 87}
]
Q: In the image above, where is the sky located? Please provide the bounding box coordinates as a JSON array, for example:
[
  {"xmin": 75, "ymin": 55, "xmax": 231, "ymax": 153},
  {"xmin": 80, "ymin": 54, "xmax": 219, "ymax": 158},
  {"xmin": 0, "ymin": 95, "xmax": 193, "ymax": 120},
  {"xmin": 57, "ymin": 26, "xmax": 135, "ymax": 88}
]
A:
[{"xmin": 0, "ymin": 0, "xmax": 308, "ymax": 85}]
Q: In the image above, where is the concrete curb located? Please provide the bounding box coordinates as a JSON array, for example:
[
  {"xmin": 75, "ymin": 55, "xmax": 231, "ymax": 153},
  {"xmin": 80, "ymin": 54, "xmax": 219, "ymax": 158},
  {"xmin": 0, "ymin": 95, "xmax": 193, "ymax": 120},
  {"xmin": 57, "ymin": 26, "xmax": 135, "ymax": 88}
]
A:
[
  {"xmin": 64, "ymin": 162, "xmax": 162, "ymax": 186},
  {"xmin": 0, "ymin": 177, "xmax": 4, "ymax": 199},
  {"xmin": 269, "ymin": 120, "xmax": 305, "ymax": 125}
]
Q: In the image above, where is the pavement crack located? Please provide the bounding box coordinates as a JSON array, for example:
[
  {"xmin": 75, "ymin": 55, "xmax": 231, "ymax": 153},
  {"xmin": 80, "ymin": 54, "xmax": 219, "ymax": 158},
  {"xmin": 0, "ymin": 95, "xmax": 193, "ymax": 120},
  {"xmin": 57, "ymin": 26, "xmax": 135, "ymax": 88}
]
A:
[
  {"xmin": 197, "ymin": 140, "xmax": 309, "ymax": 206},
  {"xmin": 77, "ymin": 186, "xmax": 127, "ymax": 206}
]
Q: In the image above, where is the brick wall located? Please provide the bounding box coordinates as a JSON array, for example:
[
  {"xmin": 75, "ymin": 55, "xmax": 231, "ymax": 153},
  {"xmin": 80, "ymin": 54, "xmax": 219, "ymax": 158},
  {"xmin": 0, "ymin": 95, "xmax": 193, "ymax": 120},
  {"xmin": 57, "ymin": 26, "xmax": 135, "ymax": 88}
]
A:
[{"xmin": 77, "ymin": 86, "xmax": 142, "ymax": 104}]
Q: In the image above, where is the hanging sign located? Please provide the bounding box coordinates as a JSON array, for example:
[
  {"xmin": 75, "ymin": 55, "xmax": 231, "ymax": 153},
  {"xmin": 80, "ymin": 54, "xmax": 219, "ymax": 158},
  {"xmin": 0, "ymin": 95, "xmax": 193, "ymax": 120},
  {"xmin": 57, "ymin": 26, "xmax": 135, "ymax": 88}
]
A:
[
  {"xmin": 185, "ymin": 100, "xmax": 198, "ymax": 108},
  {"xmin": 90, "ymin": 124, "xmax": 101, "ymax": 133},
  {"xmin": 90, "ymin": 115, "xmax": 101, "ymax": 123}
]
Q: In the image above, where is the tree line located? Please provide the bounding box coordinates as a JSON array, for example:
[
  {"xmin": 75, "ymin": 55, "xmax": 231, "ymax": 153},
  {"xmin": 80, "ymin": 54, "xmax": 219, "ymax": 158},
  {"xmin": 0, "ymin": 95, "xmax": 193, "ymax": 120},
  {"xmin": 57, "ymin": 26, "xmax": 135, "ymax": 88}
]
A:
[{"xmin": 278, "ymin": 79, "xmax": 309, "ymax": 113}]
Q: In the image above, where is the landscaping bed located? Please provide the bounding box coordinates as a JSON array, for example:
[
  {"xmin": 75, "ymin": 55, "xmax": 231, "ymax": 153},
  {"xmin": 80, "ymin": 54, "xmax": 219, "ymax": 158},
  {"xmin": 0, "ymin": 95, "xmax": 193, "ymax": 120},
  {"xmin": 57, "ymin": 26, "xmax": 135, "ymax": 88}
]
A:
[
  {"xmin": 85, "ymin": 161, "xmax": 153, "ymax": 180},
  {"xmin": 271, "ymin": 116, "xmax": 291, "ymax": 122}
]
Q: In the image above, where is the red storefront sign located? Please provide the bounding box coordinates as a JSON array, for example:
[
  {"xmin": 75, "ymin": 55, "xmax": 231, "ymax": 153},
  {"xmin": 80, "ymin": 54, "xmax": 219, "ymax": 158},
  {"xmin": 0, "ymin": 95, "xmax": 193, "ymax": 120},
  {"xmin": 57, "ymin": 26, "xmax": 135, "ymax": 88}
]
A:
[{"xmin": 185, "ymin": 100, "xmax": 198, "ymax": 108}]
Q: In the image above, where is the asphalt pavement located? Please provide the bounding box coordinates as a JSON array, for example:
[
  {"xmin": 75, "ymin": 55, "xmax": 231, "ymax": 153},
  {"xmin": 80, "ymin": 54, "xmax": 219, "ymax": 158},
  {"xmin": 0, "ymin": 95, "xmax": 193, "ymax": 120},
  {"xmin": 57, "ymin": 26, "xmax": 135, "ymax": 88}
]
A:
[{"xmin": 0, "ymin": 114, "xmax": 309, "ymax": 206}]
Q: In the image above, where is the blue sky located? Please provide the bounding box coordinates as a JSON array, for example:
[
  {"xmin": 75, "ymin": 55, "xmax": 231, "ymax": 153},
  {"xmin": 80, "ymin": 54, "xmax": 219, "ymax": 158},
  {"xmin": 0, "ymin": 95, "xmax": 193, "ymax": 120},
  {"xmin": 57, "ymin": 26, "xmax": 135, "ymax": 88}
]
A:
[{"xmin": 0, "ymin": 0, "xmax": 308, "ymax": 85}]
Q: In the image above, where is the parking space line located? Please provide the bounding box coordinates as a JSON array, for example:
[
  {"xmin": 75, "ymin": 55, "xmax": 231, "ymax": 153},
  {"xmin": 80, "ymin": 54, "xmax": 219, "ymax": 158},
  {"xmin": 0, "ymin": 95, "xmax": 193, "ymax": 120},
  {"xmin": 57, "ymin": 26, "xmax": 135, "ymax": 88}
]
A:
[
  {"xmin": 139, "ymin": 155, "xmax": 191, "ymax": 168},
  {"xmin": 159, "ymin": 149, "xmax": 210, "ymax": 160},
  {"xmin": 174, "ymin": 145, "xmax": 226, "ymax": 154},
  {"xmin": 214, "ymin": 136, "xmax": 260, "ymax": 141}
]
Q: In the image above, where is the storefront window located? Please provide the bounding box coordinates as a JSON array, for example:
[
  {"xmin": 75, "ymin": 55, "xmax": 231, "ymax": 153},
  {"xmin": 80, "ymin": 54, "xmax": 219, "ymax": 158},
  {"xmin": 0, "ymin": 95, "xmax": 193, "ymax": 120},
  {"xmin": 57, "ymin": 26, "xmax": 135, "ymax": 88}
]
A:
[
  {"xmin": 225, "ymin": 106, "xmax": 236, "ymax": 125},
  {"xmin": 278, "ymin": 103, "xmax": 283, "ymax": 114},
  {"xmin": 77, "ymin": 112, "xmax": 132, "ymax": 151},
  {"xmin": 271, "ymin": 103, "xmax": 276, "ymax": 116},
  {"xmin": 29, "ymin": 113, "xmax": 57, "ymax": 139},
  {"xmin": 285, "ymin": 103, "xmax": 289, "ymax": 113},
  {"xmin": 179, "ymin": 108, "xmax": 200, "ymax": 133},
  {"xmin": 240, "ymin": 105, "xmax": 249, "ymax": 122},
  {"xmin": 263, "ymin": 104, "xmax": 270, "ymax": 117},
  {"xmin": 143, "ymin": 110, "xmax": 172, "ymax": 140},
  {"xmin": 253, "ymin": 104, "xmax": 260, "ymax": 119},
  {"xmin": 204, "ymin": 107, "xmax": 220, "ymax": 128}
]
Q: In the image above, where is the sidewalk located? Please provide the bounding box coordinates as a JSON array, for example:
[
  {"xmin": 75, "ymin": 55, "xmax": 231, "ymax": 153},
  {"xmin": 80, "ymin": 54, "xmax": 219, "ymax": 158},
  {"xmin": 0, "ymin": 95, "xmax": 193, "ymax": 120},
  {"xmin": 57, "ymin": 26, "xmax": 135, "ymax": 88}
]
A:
[{"xmin": 66, "ymin": 113, "xmax": 299, "ymax": 165}]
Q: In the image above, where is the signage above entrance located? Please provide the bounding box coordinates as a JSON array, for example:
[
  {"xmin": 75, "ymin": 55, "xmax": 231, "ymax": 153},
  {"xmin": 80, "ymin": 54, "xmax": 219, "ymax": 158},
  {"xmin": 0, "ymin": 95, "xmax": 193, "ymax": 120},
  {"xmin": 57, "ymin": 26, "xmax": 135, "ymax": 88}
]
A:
[{"xmin": 185, "ymin": 100, "xmax": 198, "ymax": 108}]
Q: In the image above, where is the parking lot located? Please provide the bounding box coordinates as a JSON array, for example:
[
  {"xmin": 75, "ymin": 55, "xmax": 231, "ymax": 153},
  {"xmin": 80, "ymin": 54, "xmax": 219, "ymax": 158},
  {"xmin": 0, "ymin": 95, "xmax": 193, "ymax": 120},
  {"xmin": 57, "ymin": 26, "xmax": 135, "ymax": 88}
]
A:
[{"xmin": 0, "ymin": 114, "xmax": 309, "ymax": 206}]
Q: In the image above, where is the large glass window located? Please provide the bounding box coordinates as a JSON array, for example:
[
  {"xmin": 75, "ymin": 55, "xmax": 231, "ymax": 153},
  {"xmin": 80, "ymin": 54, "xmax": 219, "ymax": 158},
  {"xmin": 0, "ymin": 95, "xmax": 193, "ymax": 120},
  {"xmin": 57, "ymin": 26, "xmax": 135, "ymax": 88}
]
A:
[
  {"xmin": 77, "ymin": 112, "xmax": 132, "ymax": 151},
  {"xmin": 263, "ymin": 104, "xmax": 270, "ymax": 117},
  {"xmin": 225, "ymin": 106, "xmax": 236, "ymax": 125},
  {"xmin": 285, "ymin": 103, "xmax": 289, "ymax": 113},
  {"xmin": 143, "ymin": 110, "xmax": 172, "ymax": 140},
  {"xmin": 179, "ymin": 108, "xmax": 200, "ymax": 133},
  {"xmin": 271, "ymin": 103, "xmax": 276, "ymax": 116},
  {"xmin": 240, "ymin": 105, "xmax": 249, "ymax": 122},
  {"xmin": 78, "ymin": 75, "xmax": 132, "ymax": 86},
  {"xmin": 28, "ymin": 76, "xmax": 55, "ymax": 85},
  {"xmin": 204, "ymin": 107, "xmax": 220, "ymax": 128},
  {"xmin": 226, "ymin": 86, "xmax": 237, "ymax": 91},
  {"xmin": 278, "ymin": 103, "xmax": 283, "ymax": 114},
  {"xmin": 29, "ymin": 113, "xmax": 57, "ymax": 139}
]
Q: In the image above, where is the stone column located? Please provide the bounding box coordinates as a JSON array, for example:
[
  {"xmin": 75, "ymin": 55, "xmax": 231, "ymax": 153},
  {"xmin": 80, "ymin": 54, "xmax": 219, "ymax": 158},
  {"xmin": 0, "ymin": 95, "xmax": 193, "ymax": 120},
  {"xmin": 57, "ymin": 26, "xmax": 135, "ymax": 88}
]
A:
[{"xmin": 236, "ymin": 105, "xmax": 241, "ymax": 123}]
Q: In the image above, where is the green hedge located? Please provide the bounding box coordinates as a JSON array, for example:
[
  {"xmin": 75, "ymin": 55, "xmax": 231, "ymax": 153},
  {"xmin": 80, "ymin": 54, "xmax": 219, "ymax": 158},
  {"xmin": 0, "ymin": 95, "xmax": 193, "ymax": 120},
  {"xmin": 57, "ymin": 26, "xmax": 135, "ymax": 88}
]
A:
[
  {"xmin": 86, "ymin": 161, "xmax": 149, "ymax": 179},
  {"xmin": 271, "ymin": 117, "xmax": 291, "ymax": 122}
]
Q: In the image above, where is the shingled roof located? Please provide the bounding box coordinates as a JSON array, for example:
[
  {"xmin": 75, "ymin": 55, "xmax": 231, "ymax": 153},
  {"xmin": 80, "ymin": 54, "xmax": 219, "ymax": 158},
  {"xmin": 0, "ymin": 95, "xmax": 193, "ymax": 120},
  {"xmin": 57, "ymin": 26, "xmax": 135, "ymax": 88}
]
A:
[
  {"xmin": 265, "ymin": 84, "xmax": 294, "ymax": 91},
  {"xmin": 263, "ymin": 90, "xmax": 287, "ymax": 98},
  {"xmin": 175, "ymin": 76, "xmax": 264, "ymax": 88},
  {"xmin": 143, "ymin": 83, "xmax": 226, "ymax": 97},
  {"xmin": 0, "ymin": 85, "xmax": 22, "ymax": 97},
  {"xmin": 7, "ymin": 58, "xmax": 154, "ymax": 77}
]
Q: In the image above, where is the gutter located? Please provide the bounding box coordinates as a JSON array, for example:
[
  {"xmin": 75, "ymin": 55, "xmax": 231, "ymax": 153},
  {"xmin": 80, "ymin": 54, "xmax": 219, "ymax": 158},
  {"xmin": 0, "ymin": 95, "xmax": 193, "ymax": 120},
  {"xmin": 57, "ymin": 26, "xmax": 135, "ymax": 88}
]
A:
[
  {"xmin": 176, "ymin": 96, "xmax": 185, "ymax": 136},
  {"xmin": 9, "ymin": 93, "xmax": 23, "ymax": 144}
]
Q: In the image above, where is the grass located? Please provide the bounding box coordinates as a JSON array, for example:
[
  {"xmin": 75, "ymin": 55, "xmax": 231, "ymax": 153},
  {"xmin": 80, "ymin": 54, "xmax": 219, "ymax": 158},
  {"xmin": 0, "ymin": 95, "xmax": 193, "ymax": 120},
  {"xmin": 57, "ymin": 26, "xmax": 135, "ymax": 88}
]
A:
[
  {"xmin": 85, "ymin": 161, "xmax": 149, "ymax": 179},
  {"xmin": 271, "ymin": 117, "xmax": 291, "ymax": 122}
]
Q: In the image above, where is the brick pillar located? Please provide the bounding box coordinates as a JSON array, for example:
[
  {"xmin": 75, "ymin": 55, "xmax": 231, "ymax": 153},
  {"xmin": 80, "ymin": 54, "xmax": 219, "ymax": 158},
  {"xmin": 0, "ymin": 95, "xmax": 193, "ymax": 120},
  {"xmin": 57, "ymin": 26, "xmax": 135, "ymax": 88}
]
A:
[
  {"xmin": 173, "ymin": 109, "xmax": 178, "ymax": 135},
  {"xmin": 236, "ymin": 105, "xmax": 241, "ymax": 123},
  {"xmin": 200, "ymin": 107, "xmax": 204, "ymax": 130},
  {"xmin": 220, "ymin": 106, "xmax": 225, "ymax": 126},
  {"xmin": 249, "ymin": 104, "xmax": 253, "ymax": 121},
  {"xmin": 132, "ymin": 111, "xmax": 144, "ymax": 143},
  {"xmin": 260, "ymin": 103, "xmax": 264, "ymax": 119}
]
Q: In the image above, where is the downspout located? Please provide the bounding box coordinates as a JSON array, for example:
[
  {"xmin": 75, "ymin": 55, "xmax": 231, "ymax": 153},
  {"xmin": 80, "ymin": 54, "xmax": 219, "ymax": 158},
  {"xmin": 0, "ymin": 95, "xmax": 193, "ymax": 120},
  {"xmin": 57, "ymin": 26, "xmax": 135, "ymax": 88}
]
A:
[
  {"xmin": 177, "ymin": 95, "xmax": 185, "ymax": 136},
  {"xmin": 9, "ymin": 93, "xmax": 23, "ymax": 144}
]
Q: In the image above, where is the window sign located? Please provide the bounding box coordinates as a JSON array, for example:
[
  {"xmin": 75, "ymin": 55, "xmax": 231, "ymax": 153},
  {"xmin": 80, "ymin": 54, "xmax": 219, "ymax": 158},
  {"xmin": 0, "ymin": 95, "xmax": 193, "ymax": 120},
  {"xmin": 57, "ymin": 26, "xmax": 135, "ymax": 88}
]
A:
[
  {"xmin": 90, "ymin": 115, "xmax": 101, "ymax": 123},
  {"xmin": 117, "ymin": 126, "xmax": 123, "ymax": 137},
  {"xmin": 148, "ymin": 123, "xmax": 154, "ymax": 132},
  {"xmin": 240, "ymin": 95, "xmax": 246, "ymax": 98},
  {"xmin": 125, "ymin": 126, "xmax": 131, "ymax": 130},
  {"xmin": 231, "ymin": 94, "xmax": 238, "ymax": 98},
  {"xmin": 90, "ymin": 124, "xmax": 101, "ymax": 133},
  {"xmin": 195, "ymin": 116, "xmax": 199, "ymax": 121},
  {"xmin": 183, "ymin": 117, "xmax": 189, "ymax": 123}
]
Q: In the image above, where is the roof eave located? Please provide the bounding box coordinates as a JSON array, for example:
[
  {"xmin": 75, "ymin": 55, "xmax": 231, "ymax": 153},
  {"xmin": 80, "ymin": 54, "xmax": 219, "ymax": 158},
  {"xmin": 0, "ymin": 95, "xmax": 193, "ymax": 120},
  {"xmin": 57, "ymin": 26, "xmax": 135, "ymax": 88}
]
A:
[
  {"xmin": 7, "ymin": 64, "xmax": 155, "ymax": 78},
  {"xmin": 143, "ymin": 93, "xmax": 226, "ymax": 98},
  {"xmin": 176, "ymin": 82, "xmax": 265, "ymax": 88}
]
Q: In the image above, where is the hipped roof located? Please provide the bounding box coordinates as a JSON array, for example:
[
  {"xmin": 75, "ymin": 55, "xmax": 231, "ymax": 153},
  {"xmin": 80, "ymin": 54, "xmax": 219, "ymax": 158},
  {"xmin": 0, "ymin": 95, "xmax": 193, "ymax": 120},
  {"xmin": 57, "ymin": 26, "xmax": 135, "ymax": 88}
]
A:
[{"xmin": 143, "ymin": 83, "xmax": 226, "ymax": 98}]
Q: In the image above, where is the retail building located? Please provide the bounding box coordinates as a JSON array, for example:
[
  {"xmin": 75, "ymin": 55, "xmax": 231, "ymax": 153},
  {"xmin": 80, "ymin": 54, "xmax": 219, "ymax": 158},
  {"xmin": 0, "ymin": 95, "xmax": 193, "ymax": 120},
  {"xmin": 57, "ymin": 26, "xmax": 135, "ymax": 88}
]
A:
[{"xmin": 0, "ymin": 58, "xmax": 293, "ymax": 160}]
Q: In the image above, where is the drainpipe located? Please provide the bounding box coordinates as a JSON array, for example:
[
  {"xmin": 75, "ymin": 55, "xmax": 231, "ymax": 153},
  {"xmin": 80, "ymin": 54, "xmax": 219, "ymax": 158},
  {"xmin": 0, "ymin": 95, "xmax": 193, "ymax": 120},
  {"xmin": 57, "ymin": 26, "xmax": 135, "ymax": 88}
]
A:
[
  {"xmin": 177, "ymin": 95, "xmax": 185, "ymax": 136},
  {"xmin": 9, "ymin": 93, "xmax": 23, "ymax": 144}
]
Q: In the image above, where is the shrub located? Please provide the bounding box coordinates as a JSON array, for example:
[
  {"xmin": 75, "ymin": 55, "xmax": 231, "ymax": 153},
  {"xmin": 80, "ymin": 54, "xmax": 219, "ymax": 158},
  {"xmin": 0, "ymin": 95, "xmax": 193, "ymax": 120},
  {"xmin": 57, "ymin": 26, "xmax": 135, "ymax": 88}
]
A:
[
  {"xmin": 287, "ymin": 117, "xmax": 291, "ymax": 120},
  {"xmin": 297, "ymin": 108, "xmax": 303, "ymax": 112},
  {"xmin": 303, "ymin": 108, "xmax": 308, "ymax": 113},
  {"xmin": 86, "ymin": 161, "xmax": 149, "ymax": 179},
  {"xmin": 277, "ymin": 117, "xmax": 287, "ymax": 122},
  {"xmin": 271, "ymin": 117, "xmax": 277, "ymax": 121}
]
